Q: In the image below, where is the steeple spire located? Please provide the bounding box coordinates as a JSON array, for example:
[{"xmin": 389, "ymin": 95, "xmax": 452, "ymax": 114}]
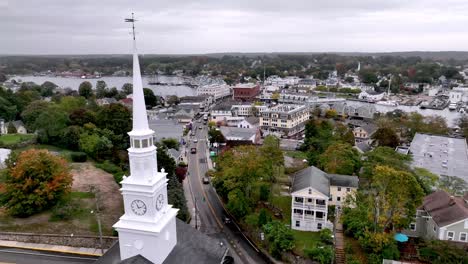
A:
[{"xmin": 125, "ymin": 13, "xmax": 150, "ymax": 134}]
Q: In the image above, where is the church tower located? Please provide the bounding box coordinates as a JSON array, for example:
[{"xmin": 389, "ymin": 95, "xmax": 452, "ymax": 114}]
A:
[{"xmin": 113, "ymin": 14, "xmax": 178, "ymax": 264}]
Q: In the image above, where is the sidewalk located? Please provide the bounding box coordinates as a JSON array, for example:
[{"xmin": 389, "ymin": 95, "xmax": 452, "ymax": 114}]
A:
[{"xmin": 0, "ymin": 240, "xmax": 104, "ymax": 256}]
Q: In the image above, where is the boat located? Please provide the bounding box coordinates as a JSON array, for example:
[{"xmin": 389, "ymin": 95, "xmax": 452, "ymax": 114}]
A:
[
  {"xmin": 376, "ymin": 100, "xmax": 399, "ymax": 107},
  {"xmin": 448, "ymin": 103, "xmax": 457, "ymax": 111}
]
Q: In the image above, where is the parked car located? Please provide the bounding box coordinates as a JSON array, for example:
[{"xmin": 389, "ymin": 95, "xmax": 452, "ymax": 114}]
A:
[
  {"xmin": 198, "ymin": 126, "xmax": 203, "ymax": 130},
  {"xmin": 202, "ymin": 177, "xmax": 210, "ymax": 184},
  {"xmin": 190, "ymin": 148, "xmax": 197, "ymax": 154},
  {"xmin": 193, "ymin": 138, "xmax": 198, "ymax": 143}
]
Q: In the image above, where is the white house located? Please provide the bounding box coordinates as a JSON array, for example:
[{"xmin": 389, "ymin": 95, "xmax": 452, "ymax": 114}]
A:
[
  {"xmin": 237, "ymin": 117, "xmax": 259, "ymax": 129},
  {"xmin": 0, "ymin": 120, "xmax": 27, "ymax": 135},
  {"xmin": 358, "ymin": 90, "xmax": 385, "ymax": 102},
  {"xmin": 291, "ymin": 166, "xmax": 358, "ymax": 232}
]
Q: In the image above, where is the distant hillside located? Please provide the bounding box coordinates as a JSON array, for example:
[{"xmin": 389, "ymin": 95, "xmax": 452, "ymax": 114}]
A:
[{"xmin": 2, "ymin": 51, "xmax": 468, "ymax": 61}]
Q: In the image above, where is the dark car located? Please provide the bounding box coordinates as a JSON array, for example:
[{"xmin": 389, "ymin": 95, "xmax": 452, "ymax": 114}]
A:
[{"xmin": 190, "ymin": 147, "xmax": 197, "ymax": 154}]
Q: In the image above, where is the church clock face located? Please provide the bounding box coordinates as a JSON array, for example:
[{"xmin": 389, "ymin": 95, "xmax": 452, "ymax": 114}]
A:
[
  {"xmin": 156, "ymin": 194, "xmax": 164, "ymax": 211},
  {"xmin": 131, "ymin": 199, "xmax": 147, "ymax": 216}
]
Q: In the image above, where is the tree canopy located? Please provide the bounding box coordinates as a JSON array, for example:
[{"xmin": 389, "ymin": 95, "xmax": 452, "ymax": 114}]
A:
[{"xmin": 0, "ymin": 149, "xmax": 72, "ymax": 217}]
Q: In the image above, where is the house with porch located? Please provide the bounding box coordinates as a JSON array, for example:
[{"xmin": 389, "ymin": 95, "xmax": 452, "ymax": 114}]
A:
[{"xmin": 291, "ymin": 166, "xmax": 359, "ymax": 232}]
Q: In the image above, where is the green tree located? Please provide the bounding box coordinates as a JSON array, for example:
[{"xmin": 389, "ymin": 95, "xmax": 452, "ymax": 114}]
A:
[
  {"xmin": 372, "ymin": 127, "xmax": 400, "ymax": 148},
  {"xmin": 40, "ymin": 81, "xmax": 57, "ymax": 97},
  {"xmin": 21, "ymin": 100, "xmax": 49, "ymax": 131},
  {"xmin": 305, "ymin": 246, "xmax": 334, "ymax": 264},
  {"xmin": 0, "ymin": 149, "xmax": 72, "ymax": 217},
  {"xmin": 143, "ymin": 88, "xmax": 158, "ymax": 108},
  {"xmin": 362, "ymin": 147, "xmax": 412, "ymax": 178},
  {"xmin": 457, "ymin": 115, "xmax": 468, "ymax": 138},
  {"xmin": 78, "ymin": 81, "xmax": 93, "ymax": 99},
  {"xmin": 166, "ymin": 95, "xmax": 179, "ymax": 106},
  {"xmin": 7, "ymin": 122, "xmax": 17, "ymax": 134},
  {"xmin": 413, "ymin": 168, "xmax": 438, "ymax": 195},
  {"xmin": 122, "ymin": 83, "xmax": 133, "ymax": 95},
  {"xmin": 69, "ymin": 108, "xmax": 96, "ymax": 126},
  {"xmin": 35, "ymin": 106, "xmax": 69, "ymax": 144},
  {"xmin": 96, "ymin": 103, "xmax": 131, "ymax": 137},
  {"xmin": 227, "ymin": 189, "xmax": 250, "ymax": 219},
  {"xmin": 79, "ymin": 132, "xmax": 113, "ymax": 160},
  {"xmin": 260, "ymin": 135, "xmax": 284, "ymax": 183},
  {"xmin": 59, "ymin": 96, "xmax": 87, "ymax": 113},
  {"xmin": 318, "ymin": 143, "xmax": 361, "ymax": 175},
  {"xmin": 156, "ymin": 145, "xmax": 189, "ymax": 221},
  {"xmin": 161, "ymin": 138, "xmax": 179, "ymax": 150},
  {"xmin": 263, "ymin": 220, "xmax": 295, "ymax": 259},
  {"xmin": 95, "ymin": 80, "xmax": 108, "ymax": 99},
  {"xmin": 438, "ymin": 175, "xmax": 467, "ymax": 196},
  {"xmin": 367, "ymin": 166, "xmax": 424, "ymax": 232}
]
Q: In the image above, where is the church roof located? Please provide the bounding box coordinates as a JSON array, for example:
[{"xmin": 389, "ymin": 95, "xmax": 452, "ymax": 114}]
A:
[{"xmin": 95, "ymin": 219, "xmax": 228, "ymax": 264}]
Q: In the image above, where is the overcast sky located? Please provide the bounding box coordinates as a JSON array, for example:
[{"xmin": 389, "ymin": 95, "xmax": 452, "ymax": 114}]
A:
[{"xmin": 1, "ymin": 0, "xmax": 468, "ymax": 54}]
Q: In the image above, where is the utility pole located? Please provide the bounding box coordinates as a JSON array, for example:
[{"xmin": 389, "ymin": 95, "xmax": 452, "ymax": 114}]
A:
[{"xmin": 90, "ymin": 186, "xmax": 104, "ymax": 255}]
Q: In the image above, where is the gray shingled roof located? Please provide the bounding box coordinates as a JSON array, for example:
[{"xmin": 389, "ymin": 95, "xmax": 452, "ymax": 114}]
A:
[
  {"xmin": 148, "ymin": 119, "xmax": 184, "ymax": 142},
  {"xmin": 219, "ymin": 127, "xmax": 256, "ymax": 141},
  {"xmin": 291, "ymin": 166, "xmax": 330, "ymax": 196},
  {"xmin": 95, "ymin": 219, "xmax": 228, "ymax": 264},
  {"xmin": 291, "ymin": 166, "xmax": 359, "ymax": 196},
  {"xmin": 328, "ymin": 174, "xmax": 359, "ymax": 188},
  {"xmin": 421, "ymin": 190, "xmax": 468, "ymax": 227}
]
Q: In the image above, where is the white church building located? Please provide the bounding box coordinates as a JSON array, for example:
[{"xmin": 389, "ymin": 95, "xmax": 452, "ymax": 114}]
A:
[{"xmin": 96, "ymin": 16, "xmax": 229, "ymax": 264}]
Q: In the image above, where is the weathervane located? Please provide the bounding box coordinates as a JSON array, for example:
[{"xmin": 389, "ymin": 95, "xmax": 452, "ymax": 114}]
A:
[{"xmin": 125, "ymin": 12, "xmax": 137, "ymax": 41}]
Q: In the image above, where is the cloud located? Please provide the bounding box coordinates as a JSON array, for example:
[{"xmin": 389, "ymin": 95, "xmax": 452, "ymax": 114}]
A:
[{"xmin": 1, "ymin": 0, "xmax": 467, "ymax": 54}]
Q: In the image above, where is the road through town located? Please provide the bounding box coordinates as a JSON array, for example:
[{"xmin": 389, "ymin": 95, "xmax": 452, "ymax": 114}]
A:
[{"xmin": 185, "ymin": 122, "xmax": 268, "ymax": 264}]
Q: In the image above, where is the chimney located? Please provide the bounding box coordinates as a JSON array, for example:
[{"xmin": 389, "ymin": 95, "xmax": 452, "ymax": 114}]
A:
[{"xmin": 449, "ymin": 195, "xmax": 456, "ymax": 206}]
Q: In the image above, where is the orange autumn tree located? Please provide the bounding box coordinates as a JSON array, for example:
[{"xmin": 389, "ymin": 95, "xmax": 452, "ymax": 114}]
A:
[{"xmin": 0, "ymin": 149, "xmax": 72, "ymax": 217}]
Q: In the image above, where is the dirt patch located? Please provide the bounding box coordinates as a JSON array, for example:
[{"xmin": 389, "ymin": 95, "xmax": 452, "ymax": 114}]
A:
[
  {"xmin": 71, "ymin": 162, "xmax": 123, "ymax": 232},
  {"xmin": 0, "ymin": 162, "xmax": 123, "ymax": 235}
]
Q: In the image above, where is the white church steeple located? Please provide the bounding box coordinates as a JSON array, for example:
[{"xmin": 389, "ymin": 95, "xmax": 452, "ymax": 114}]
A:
[{"xmin": 114, "ymin": 13, "xmax": 178, "ymax": 264}]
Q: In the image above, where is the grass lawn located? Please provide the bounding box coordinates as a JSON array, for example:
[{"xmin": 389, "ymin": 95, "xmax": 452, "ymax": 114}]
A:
[
  {"xmin": 0, "ymin": 134, "xmax": 35, "ymax": 145},
  {"xmin": 15, "ymin": 144, "xmax": 74, "ymax": 161},
  {"xmin": 293, "ymin": 230, "xmax": 321, "ymax": 255},
  {"xmin": 271, "ymin": 195, "xmax": 291, "ymax": 224},
  {"xmin": 285, "ymin": 150, "xmax": 308, "ymax": 160}
]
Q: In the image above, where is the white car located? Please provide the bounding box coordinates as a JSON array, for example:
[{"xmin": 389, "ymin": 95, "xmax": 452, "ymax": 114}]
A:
[{"xmin": 193, "ymin": 138, "xmax": 198, "ymax": 143}]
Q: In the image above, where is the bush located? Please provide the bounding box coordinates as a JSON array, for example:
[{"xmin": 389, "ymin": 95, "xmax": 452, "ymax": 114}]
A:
[
  {"xmin": 304, "ymin": 245, "xmax": 334, "ymax": 264},
  {"xmin": 95, "ymin": 160, "xmax": 121, "ymax": 174},
  {"xmin": 0, "ymin": 149, "xmax": 72, "ymax": 217},
  {"xmin": 50, "ymin": 197, "xmax": 83, "ymax": 221},
  {"xmin": 319, "ymin": 228, "xmax": 334, "ymax": 245},
  {"xmin": 70, "ymin": 152, "xmax": 87, "ymax": 162}
]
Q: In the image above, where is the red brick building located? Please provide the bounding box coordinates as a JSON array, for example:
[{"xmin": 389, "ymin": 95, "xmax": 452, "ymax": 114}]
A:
[{"xmin": 232, "ymin": 83, "xmax": 260, "ymax": 102}]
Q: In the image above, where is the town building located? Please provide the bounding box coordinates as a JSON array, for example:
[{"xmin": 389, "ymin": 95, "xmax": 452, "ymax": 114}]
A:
[
  {"xmin": 278, "ymin": 93, "xmax": 310, "ymax": 105},
  {"xmin": 237, "ymin": 117, "xmax": 259, "ymax": 129},
  {"xmin": 408, "ymin": 133, "xmax": 468, "ymax": 183},
  {"xmin": 404, "ymin": 190, "xmax": 468, "ymax": 243},
  {"xmin": 297, "ymin": 78, "xmax": 317, "ymax": 89},
  {"xmin": 260, "ymin": 104, "xmax": 310, "ymax": 137},
  {"xmin": 333, "ymin": 103, "xmax": 377, "ymax": 119},
  {"xmin": 232, "ymin": 83, "xmax": 260, "ymax": 102},
  {"xmin": 98, "ymin": 29, "xmax": 229, "ymax": 264},
  {"xmin": 358, "ymin": 90, "xmax": 385, "ymax": 102},
  {"xmin": 196, "ymin": 84, "xmax": 231, "ymax": 101},
  {"xmin": 219, "ymin": 126, "xmax": 261, "ymax": 145},
  {"xmin": 291, "ymin": 166, "xmax": 359, "ymax": 232},
  {"xmin": 231, "ymin": 104, "xmax": 267, "ymax": 117},
  {"xmin": 148, "ymin": 119, "xmax": 184, "ymax": 143},
  {"xmin": 0, "ymin": 120, "xmax": 27, "ymax": 135},
  {"xmin": 179, "ymin": 95, "xmax": 213, "ymax": 111},
  {"xmin": 347, "ymin": 120, "xmax": 377, "ymax": 144}
]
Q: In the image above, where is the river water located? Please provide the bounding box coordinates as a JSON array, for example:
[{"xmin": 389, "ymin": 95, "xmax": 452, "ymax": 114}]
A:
[
  {"xmin": 7, "ymin": 76, "xmax": 464, "ymax": 126},
  {"xmin": 8, "ymin": 75, "xmax": 195, "ymax": 97}
]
